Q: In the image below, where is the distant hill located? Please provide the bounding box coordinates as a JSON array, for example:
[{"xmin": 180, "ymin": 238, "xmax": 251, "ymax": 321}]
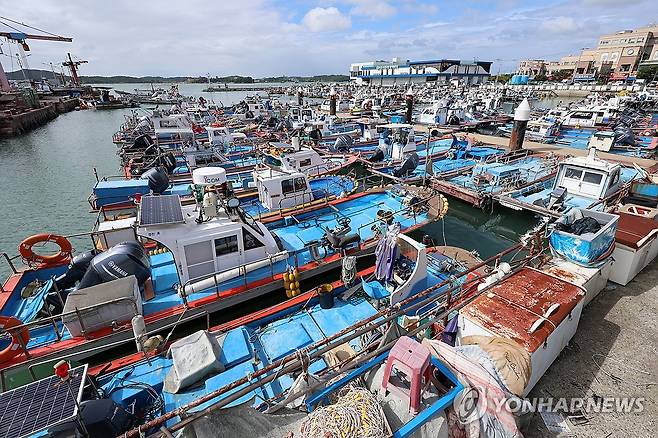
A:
[
  {"xmin": 5, "ymin": 70, "xmax": 349, "ymax": 84},
  {"xmin": 256, "ymin": 75, "xmax": 350, "ymax": 83},
  {"xmin": 6, "ymin": 68, "xmax": 68, "ymax": 82},
  {"xmin": 79, "ymin": 75, "xmax": 188, "ymax": 84}
]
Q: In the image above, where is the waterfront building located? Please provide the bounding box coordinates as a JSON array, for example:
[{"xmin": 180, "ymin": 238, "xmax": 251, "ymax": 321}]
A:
[
  {"xmin": 349, "ymin": 57, "xmax": 492, "ymax": 86},
  {"xmin": 518, "ymin": 59, "xmax": 548, "ymax": 78},
  {"xmin": 521, "ymin": 23, "xmax": 658, "ymax": 82}
]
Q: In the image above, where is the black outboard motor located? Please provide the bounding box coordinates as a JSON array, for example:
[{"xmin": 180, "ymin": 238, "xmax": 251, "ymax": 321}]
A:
[
  {"xmin": 141, "ymin": 167, "xmax": 170, "ymax": 194},
  {"xmin": 48, "ymin": 399, "xmax": 135, "ymax": 437},
  {"xmin": 132, "ymin": 133, "xmax": 154, "ymax": 151},
  {"xmin": 54, "ymin": 250, "xmax": 100, "ymax": 291},
  {"xmin": 77, "ymin": 241, "xmax": 151, "ymax": 290},
  {"xmin": 393, "ymin": 152, "xmax": 420, "ymax": 177},
  {"xmin": 332, "ymin": 134, "xmax": 353, "ymax": 153},
  {"xmin": 309, "ymin": 127, "xmax": 323, "ymax": 144},
  {"xmin": 614, "ymin": 125, "xmax": 636, "ymax": 146},
  {"xmin": 368, "ymin": 147, "xmax": 385, "ymax": 162}
]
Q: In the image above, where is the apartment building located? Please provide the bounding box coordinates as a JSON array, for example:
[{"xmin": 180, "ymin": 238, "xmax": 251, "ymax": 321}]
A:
[{"xmin": 520, "ymin": 23, "xmax": 658, "ymax": 81}]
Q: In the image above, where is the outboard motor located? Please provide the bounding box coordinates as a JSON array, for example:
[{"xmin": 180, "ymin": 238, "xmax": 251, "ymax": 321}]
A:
[
  {"xmin": 393, "ymin": 152, "xmax": 420, "ymax": 177},
  {"xmin": 614, "ymin": 125, "xmax": 636, "ymax": 146},
  {"xmin": 53, "ymin": 250, "xmax": 101, "ymax": 291},
  {"xmin": 332, "ymin": 134, "xmax": 353, "ymax": 153},
  {"xmin": 141, "ymin": 167, "xmax": 170, "ymax": 194},
  {"xmin": 133, "ymin": 133, "xmax": 154, "ymax": 151},
  {"xmin": 368, "ymin": 147, "xmax": 385, "ymax": 162},
  {"xmin": 77, "ymin": 241, "xmax": 151, "ymax": 290}
]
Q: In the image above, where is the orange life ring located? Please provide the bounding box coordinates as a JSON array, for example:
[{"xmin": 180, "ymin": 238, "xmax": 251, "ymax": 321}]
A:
[
  {"xmin": 18, "ymin": 234, "xmax": 72, "ymax": 265},
  {"xmin": 0, "ymin": 316, "xmax": 30, "ymax": 363}
]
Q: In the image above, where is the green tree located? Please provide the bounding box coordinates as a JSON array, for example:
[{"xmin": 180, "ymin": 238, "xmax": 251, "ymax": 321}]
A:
[
  {"xmin": 533, "ymin": 73, "xmax": 548, "ymax": 82},
  {"xmin": 637, "ymin": 65, "xmax": 658, "ymax": 81}
]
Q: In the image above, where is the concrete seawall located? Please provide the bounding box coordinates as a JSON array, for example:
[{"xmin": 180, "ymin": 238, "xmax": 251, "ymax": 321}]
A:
[{"xmin": 0, "ymin": 98, "xmax": 80, "ymax": 138}]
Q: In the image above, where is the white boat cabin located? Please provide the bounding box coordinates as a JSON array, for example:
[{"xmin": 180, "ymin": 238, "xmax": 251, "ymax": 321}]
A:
[
  {"xmin": 553, "ymin": 148, "xmax": 623, "ymax": 201},
  {"xmin": 205, "ymin": 126, "xmax": 247, "ymax": 147},
  {"xmin": 151, "ymin": 113, "xmax": 194, "ymax": 141},
  {"xmin": 254, "ymin": 168, "xmax": 314, "ymax": 211},
  {"xmin": 320, "ymin": 99, "xmax": 350, "ymax": 113},
  {"xmin": 355, "ymin": 117, "xmax": 388, "ymax": 141},
  {"xmin": 416, "ymin": 100, "xmax": 449, "ymax": 125},
  {"xmin": 262, "ymin": 142, "xmax": 332, "ymax": 175},
  {"xmin": 137, "ymin": 168, "xmax": 281, "ymax": 290},
  {"xmin": 378, "ymin": 123, "xmax": 417, "ymax": 160}
]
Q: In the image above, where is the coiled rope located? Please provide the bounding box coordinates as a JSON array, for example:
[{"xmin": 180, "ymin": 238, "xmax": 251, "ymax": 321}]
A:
[{"xmin": 299, "ymin": 387, "xmax": 387, "ymax": 438}]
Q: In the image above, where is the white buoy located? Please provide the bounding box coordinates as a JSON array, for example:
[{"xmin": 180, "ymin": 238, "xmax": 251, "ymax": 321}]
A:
[{"xmin": 132, "ymin": 314, "xmax": 146, "ymax": 352}]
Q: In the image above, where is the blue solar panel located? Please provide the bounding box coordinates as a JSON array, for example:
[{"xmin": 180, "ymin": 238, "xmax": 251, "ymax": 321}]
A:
[
  {"xmin": 0, "ymin": 365, "xmax": 87, "ymax": 438},
  {"xmin": 139, "ymin": 194, "xmax": 184, "ymax": 226}
]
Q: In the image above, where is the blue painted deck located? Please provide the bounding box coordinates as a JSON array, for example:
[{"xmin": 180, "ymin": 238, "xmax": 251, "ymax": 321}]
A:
[
  {"xmin": 446, "ymin": 156, "xmax": 555, "ymax": 195},
  {"xmin": 506, "ymin": 167, "xmax": 641, "ymax": 213},
  {"xmin": 97, "ymin": 295, "xmax": 379, "ymax": 423}
]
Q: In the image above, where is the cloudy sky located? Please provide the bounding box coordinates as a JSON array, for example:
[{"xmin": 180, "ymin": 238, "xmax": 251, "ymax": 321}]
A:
[{"xmin": 0, "ymin": 0, "xmax": 655, "ymax": 77}]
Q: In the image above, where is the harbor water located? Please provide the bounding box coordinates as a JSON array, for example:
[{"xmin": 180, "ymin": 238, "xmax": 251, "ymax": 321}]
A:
[{"xmin": 0, "ymin": 83, "xmax": 538, "ymax": 279}]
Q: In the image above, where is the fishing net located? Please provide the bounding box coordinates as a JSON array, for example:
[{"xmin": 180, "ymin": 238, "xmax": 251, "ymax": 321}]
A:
[{"xmin": 299, "ymin": 386, "xmax": 388, "ymax": 438}]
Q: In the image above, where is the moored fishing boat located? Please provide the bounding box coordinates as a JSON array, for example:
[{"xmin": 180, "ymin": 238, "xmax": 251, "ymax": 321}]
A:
[{"xmin": 0, "ymin": 170, "xmax": 446, "ymax": 382}]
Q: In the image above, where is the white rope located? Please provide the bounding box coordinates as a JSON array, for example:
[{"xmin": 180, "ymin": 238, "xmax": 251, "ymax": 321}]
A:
[
  {"xmin": 341, "ymin": 255, "xmax": 357, "ymax": 286},
  {"xmin": 299, "ymin": 387, "xmax": 387, "ymax": 438}
]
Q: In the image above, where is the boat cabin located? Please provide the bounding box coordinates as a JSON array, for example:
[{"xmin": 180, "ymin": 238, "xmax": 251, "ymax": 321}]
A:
[
  {"xmin": 588, "ymin": 131, "xmax": 615, "ymax": 152},
  {"xmin": 262, "ymin": 142, "xmax": 331, "ymax": 175},
  {"xmin": 254, "ymin": 168, "xmax": 314, "ymax": 210},
  {"xmin": 136, "ymin": 168, "xmax": 281, "ymax": 291},
  {"xmin": 320, "ymin": 99, "xmax": 350, "ymax": 113},
  {"xmin": 378, "ymin": 123, "xmax": 417, "ymax": 160},
  {"xmin": 205, "ymin": 125, "xmax": 246, "ymax": 147},
  {"xmin": 151, "ymin": 113, "xmax": 194, "ymax": 142},
  {"xmin": 553, "ymin": 148, "xmax": 623, "ymax": 201},
  {"xmin": 416, "ymin": 100, "xmax": 449, "ymax": 125}
]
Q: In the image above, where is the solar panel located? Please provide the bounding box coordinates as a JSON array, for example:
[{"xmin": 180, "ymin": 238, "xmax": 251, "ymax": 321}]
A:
[
  {"xmin": 0, "ymin": 364, "xmax": 87, "ymax": 438},
  {"xmin": 139, "ymin": 194, "xmax": 184, "ymax": 226}
]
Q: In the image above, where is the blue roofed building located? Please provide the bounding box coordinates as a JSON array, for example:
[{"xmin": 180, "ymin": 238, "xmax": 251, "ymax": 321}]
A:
[{"xmin": 349, "ymin": 57, "xmax": 492, "ymax": 86}]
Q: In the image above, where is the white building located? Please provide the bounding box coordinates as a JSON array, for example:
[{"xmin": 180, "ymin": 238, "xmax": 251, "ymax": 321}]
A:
[{"xmin": 349, "ymin": 57, "xmax": 492, "ymax": 86}]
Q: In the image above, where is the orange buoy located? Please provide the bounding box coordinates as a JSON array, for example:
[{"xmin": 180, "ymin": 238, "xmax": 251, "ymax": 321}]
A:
[
  {"xmin": 18, "ymin": 234, "xmax": 72, "ymax": 266},
  {"xmin": 0, "ymin": 316, "xmax": 30, "ymax": 363}
]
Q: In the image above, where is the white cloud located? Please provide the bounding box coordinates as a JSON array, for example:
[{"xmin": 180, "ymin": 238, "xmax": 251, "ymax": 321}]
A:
[
  {"xmin": 302, "ymin": 7, "xmax": 351, "ymax": 32},
  {"xmin": 540, "ymin": 16, "xmax": 579, "ymax": 34},
  {"xmin": 346, "ymin": 0, "xmax": 396, "ymax": 19}
]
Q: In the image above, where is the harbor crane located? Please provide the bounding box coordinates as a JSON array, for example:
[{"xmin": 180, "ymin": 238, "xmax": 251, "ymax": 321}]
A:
[
  {"xmin": 62, "ymin": 53, "xmax": 87, "ymax": 87},
  {"xmin": 0, "ymin": 16, "xmax": 72, "ymax": 92}
]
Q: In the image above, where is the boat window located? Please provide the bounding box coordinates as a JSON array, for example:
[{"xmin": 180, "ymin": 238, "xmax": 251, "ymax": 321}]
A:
[
  {"xmin": 299, "ymin": 158, "xmax": 312, "ymax": 167},
  {"xmin": 564, "ymin": 167, "xmax": 583, "ymax": 180},
  {"xmin": 214, "ymin": 235, "xmax": 239, "ymax": 257},
  {"xmin": 294, "ymin": 177, "xmax": 307, "ymax": 191},
  {"xmin": 282, "ymin": 179, "xmax": 295, "ymax": 195},
  {"xmin": 583, "ymin": 172, "xmax": 603, "ymax": 185},
  {"xmin": 571, "ymin": 112, "xmax": 593, "ymax": 119},
  {"xmin": 243, "ymin": 228, "xmax": 265, "ymax": 250},
  {"xmin": 184, "ymin": 241, "xmax": 215, "ymax": 280}
]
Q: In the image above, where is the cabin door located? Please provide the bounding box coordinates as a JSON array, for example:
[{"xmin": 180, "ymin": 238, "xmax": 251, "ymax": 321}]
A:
[{"xmin": 212, "ymin": 231, "xmax": 244, "ymax": 273}]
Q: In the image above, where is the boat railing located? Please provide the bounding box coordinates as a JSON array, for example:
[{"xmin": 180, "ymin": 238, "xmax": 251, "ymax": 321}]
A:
[
  {"xmin": 0, "ymin": 306, "xmax": 214, "ymax": 392},
  {"xmin": 0, "ymin": 294, "xmax": 140, "ymax": 383},
  {"xmin": 177, "ymin": 250, "xmax": 288, "ymax": 305}
]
